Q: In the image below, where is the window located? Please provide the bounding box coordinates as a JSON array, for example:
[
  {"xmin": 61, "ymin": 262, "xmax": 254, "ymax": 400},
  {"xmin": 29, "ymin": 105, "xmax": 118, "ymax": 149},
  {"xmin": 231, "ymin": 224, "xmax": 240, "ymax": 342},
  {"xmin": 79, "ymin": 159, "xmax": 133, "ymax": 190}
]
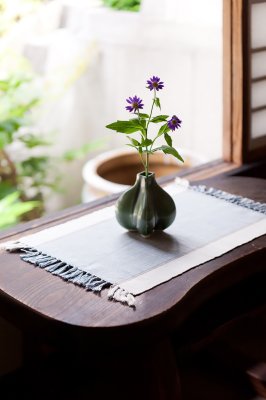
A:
[{"xmin": 224, "ymin": 0, "xmax": 266, "ymax": 164}]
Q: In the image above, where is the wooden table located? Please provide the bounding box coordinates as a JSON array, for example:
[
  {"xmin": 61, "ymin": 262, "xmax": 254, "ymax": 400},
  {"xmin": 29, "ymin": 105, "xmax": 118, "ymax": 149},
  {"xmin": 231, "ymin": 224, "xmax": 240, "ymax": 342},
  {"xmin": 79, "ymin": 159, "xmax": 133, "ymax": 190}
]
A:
[{"xmin": 0, "ymin": 176, "xmax": 265, "ymax": 399}]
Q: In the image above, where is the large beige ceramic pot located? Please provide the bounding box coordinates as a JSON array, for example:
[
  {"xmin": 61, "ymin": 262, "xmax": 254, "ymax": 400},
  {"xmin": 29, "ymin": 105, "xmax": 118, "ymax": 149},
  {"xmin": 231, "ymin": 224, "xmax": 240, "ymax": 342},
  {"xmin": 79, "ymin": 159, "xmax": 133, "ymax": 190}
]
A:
[{"xmin": 82, "ymin": 148, "xmax": 205, "ymax": 201}]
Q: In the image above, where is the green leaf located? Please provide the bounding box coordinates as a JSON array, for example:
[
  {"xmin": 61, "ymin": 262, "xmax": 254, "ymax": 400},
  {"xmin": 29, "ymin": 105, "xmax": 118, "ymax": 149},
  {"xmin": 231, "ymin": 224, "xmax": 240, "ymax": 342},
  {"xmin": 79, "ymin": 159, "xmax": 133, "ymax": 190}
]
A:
[
  {"xmin": 0, "ymin": 119, "xmax": 21, "ymax": 134},
  {"xmin": 19, "ymin": 157, "xmax": 49, "ymax": 176},
  {"xmin": 141, "ymin": 138, "xmax": 153, "ymax": 147},
  {"xmin": 1, "ymin": 201, "xmax": 40, "ymax": 218},
  {"xmin": 138, "ymin": 113, "xmax": 149, "ymax": 119},
  {"xmin": 140, "ymin": 119, "xmax": 147, "ymax": 129},
  {"xmin": 150, "ymin": 115, "xmax": 169, "ymax": 123},
  {"xmin": 0, "ymin": 118, "xmax": 22, "ymax": 148},
  {"xmin": 164, "ymin": 132, "xmax": 172, "ymax": 147},
  {"xmin": 0, "ymin": 80, "xmax": 9, "ymax": 92},
  {"xmin": 0, "ymin": 131, "xmax": 11, "ymax": 149},
  {"xmin": 0, "ymin": 191, "xmax": 20, "ymax": 208},
  {"xmin": 153, "ymin": 145, "xmax": 184, "ymax": 162},
  {"xmin": 102, "ymin": 0, "xmax": 141, "ymax": 11},
  {"xmin": 127, "ymin": 137, "xmax": 140, "ymax": 146},
  {"xmin": 0, "ymin": 192, "xmax": 40, "ymax": 229},
  {"xmin": 126, "ymin": 143, "xmax": 138, "ymax": 150},
  {"xmin": 157, "ymin": 123, "xmax": 170, "ymax": 137},
  {"xmin": 19, "ymin": 134, "xmax": 52, "ymax": 148},
  {"xmin": 0, "ymin": 182, "xmax": 16, "ymax": 200},
  {"xmin": 127, "ymin": 143, "xmax": 145, "ymax": 154},
  {"xmin": 124, "ymin": 119, "xmax": 145, "ymax": 131},
  {"xmin": 8, "ymin": 99, "xmax": 39, "ymax": 118},
  {"xmin": 130, "ymin": 118, "xmax": 146, "ymax": 129},
  {"xmin": 106, "ymin": 120, "xmax": 144, "ymax": 134},
  {"xmin": 9, "ymin": 77, "xmax": 31, "ymax": 90},
  {"xmin": 0, "ymin": 77, "xmax": 31, "ymax": 95},
  {"xmin": 155, "ymin": 97, "xmax": 161, "ymax": 110}
]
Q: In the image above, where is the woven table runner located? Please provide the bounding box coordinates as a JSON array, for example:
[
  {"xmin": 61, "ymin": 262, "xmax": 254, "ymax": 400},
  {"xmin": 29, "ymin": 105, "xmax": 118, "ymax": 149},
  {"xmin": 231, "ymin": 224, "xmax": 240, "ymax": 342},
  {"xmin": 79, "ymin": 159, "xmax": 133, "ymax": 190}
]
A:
[{"xmin": 3, "ymin": 180, "xmax": 266, "ymax": 307}]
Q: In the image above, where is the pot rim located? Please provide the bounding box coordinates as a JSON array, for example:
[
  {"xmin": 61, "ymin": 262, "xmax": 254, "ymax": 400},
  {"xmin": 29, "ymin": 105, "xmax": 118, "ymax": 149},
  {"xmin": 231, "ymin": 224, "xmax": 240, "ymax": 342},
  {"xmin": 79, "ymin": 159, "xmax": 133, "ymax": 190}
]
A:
[{"xmin": 82, "ymin": 147, "xmax": 206, "ymax": 194}]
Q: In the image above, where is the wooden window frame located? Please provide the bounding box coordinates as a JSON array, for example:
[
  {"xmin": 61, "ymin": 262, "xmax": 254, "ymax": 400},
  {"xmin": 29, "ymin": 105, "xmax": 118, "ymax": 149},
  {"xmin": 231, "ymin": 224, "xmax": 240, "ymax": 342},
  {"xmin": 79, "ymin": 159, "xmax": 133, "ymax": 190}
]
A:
[
  {"xmin": 223, "ymin": 0, "xmax": 266, "ymax": 164},
  {"xmin": 157, "ymin": 0, "xmax": 266, "ymax": 184},
  {"xmin": 171, "ymin": 0, "xmax": 266, "ymax": 182},
  {"xmin": 172, "ymin": 0, "xmax": 266, "ymax": 183}
]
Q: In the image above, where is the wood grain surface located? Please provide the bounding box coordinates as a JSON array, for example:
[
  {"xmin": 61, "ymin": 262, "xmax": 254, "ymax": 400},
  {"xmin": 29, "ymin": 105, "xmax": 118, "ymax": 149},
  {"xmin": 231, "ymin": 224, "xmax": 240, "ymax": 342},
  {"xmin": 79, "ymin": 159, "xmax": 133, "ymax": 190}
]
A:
[{"xmin": 0, "ymin": 176, "xmax": 265, "ymax": 348}]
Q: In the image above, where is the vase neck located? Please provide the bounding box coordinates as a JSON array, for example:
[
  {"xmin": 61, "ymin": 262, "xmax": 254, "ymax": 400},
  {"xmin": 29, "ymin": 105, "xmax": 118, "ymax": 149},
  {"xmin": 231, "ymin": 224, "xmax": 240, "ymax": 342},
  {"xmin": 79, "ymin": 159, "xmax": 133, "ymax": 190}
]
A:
[{"xmin": 137, "ymin": 172, "xmax": 155, "ymax": 188}]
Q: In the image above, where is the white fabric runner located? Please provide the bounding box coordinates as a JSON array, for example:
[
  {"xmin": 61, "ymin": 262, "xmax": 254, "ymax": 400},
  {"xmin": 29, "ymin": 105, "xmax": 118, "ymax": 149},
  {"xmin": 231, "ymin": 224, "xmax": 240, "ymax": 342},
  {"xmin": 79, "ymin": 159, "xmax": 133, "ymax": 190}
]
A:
[{"xmin": 3, "ymin": 181, "xmax": 266, "ymax": 299}]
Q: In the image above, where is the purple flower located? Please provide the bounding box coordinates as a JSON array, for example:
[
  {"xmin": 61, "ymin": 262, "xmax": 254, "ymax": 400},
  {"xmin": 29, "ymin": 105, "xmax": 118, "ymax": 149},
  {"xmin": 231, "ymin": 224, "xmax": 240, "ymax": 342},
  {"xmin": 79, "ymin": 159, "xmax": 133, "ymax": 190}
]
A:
[
  {"xmin": 167, "ymin": 115, "xmax": 182, "ymax": 131},
  {"xmin": 146, "ymin": 76, "xmax": 164, "ymax": 91},
  {"xmin": 125, "ymin": 96, "xmax": 144, "ymax": 113}
]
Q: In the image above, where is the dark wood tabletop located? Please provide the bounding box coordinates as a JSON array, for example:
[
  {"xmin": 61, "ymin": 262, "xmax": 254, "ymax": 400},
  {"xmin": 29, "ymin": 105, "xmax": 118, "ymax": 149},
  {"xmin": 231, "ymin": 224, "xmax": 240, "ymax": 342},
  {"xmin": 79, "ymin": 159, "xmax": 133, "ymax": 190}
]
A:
[
  {"xmin": 0, "ymin": 175, "xmax": 265, "ymax": 399},
  {"xmin": 0, "ymin": 176, "xmax": 265, "ymax": 348}
]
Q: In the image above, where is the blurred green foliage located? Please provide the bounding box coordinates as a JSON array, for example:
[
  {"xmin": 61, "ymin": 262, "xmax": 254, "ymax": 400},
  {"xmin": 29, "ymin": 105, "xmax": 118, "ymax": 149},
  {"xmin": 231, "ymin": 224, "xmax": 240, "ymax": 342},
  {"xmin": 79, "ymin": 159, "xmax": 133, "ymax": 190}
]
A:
[
  {"xmin": 102, "ymin": 0, "xmax": 141, "ymax": 12},
  {"xmin": 0, "ymin": 192, "xmax": 40, "ymax": 229},
  {"xmin": 0, "ymin": 75, "xmax": 55, "ymax": 227},
  {"xmin": 0, "ymin": 74, "xmax": 103, "ymax": 229},
  {"xmin": 0, "ymin": 0, "xmax": 104, "ymax": 229}
]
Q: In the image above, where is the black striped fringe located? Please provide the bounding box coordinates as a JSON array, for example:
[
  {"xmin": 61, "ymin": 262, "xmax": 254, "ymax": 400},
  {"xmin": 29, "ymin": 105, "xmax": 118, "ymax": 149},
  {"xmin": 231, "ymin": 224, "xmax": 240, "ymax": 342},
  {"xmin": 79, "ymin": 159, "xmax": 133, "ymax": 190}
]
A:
[
  {"xmin": 191, "ymin": 185, "xmax": 266, "ymax": 215},
  {"xmin": 20, "ymin": 247, "xmax": 111, "ymax": 292}
]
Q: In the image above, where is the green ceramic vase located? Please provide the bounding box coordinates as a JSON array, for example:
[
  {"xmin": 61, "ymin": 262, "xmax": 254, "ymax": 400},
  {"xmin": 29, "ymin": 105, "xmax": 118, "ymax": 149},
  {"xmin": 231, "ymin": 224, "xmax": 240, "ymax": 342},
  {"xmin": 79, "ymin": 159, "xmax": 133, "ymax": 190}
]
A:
[{"xmin": 115, "ymin": 172, "xmax": 176, "ymax": 237}]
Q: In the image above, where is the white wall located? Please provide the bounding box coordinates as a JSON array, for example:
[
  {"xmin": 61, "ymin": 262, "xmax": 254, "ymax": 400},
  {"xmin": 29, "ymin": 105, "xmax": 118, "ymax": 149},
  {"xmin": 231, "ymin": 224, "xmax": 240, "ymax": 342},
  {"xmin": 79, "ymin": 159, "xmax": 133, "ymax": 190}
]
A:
[{"xmin": 61, "ymin": 0, "xmax": 223, "ymax": 161}]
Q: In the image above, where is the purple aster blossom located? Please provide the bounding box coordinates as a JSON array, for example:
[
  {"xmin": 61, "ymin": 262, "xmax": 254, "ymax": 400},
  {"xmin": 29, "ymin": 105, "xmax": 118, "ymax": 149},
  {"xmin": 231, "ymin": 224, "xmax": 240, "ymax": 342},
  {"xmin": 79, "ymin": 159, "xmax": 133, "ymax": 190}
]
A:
[
  {"xmin": 167, "ymin": 115, "xmax": 182, "ymax": 131},
  {"xmin": 146, "ymin": 76, "xmax": 164, "ymax": 91},
  {"xmin": 125, "ymin": 95, "xmax": 144, "ymax": 113}
]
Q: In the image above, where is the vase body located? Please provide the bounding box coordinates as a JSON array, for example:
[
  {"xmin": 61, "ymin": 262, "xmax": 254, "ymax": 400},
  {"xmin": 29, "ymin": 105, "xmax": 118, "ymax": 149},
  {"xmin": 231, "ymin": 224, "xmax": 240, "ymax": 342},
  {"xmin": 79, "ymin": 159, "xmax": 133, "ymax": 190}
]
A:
[{"xmin": 115, "ymin": 172, "xmax": 176, "ymax": 237}]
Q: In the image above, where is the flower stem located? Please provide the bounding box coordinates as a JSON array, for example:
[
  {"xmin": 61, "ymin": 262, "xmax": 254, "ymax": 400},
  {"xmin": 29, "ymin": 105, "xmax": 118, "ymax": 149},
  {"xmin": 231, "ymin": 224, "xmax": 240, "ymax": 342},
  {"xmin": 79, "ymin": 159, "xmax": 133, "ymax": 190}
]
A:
[
  {"xmin": 137, "ymin": 109, "xmax": 149, "ymax": 177},
  {"xmin": 144, "ymin": 89, "xmax": 156, "ymax": 177},
  {"xmin": 138, "ymin": 151, "xmax": 146, "ymax": 171},
  {"xmin": 146, "ymin": 92, "xmax": 156, "ymax": 132},
  {"xmin": 145, "ymin": 152, "xmax": 149, "ymax": 177}
]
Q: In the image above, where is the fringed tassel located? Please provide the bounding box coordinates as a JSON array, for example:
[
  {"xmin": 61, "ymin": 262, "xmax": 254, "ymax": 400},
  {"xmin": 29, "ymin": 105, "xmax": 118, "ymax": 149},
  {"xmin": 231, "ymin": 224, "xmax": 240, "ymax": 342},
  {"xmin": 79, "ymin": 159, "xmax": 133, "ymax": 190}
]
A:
[
  {"xmin": 4, "ymin": 243, "xmax": 135, "ymax": 306},
  {"xmin": 4, "ymin": 241, "xmax": 31, "ymax": 252},
  {"xmin": 4, "ymin": 246, "xmax": 111, "ymax": 294},
  {"xmin": 191, "ymin": 185, "xmax": 266, "ymax": 215},
  {"xmin": 108, "ymin": 285, "xmax": 135, "ymax": 308}
]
